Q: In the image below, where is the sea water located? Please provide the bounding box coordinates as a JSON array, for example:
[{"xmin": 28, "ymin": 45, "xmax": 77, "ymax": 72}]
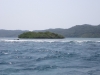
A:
[{"xmin": 0, "ymin": 38, "xmax": 100, "ymax": 75}]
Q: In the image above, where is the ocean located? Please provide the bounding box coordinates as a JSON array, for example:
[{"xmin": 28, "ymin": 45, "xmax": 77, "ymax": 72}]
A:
[{"xmin": 0, "ymin": 38, "xmax": 100, "ymax": 75}]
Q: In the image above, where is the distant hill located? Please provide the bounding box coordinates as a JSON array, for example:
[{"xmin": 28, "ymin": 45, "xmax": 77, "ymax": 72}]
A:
[
  {"xmin": 64, "ymin": 24, "xmax": 100, "ymax": 37},
  {"xmin": 36, "ymin": 24, "xmax": 100, "ymax": 38},
  {"xmin": 18, "ymin": 31, "xmax": 64, "ymax": 39},
  {"xmin": 0, "ymin": 24, "xmax": 100, "ymax": 38},
  {"xmin": 0, "ymin": 29, "xmax": 28, "ymax": 37}
]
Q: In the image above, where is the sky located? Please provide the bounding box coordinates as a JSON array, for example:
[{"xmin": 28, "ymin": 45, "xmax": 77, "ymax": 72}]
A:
[{"xmin": 0, "ymin": 0, "xmax": 100, "ymax": 31}]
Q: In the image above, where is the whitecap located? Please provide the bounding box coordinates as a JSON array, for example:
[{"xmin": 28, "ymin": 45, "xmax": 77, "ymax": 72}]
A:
[
  {"xmin": 9, "ymin": 62, "xmax": 12, "ymax": 64},
  {"xmin": 1, "ymin": 38, "xmax": 100, "ymax": 43},
  {"xmin": 3, "ymin": 53, "xmax": 8, "ymax": 55}
]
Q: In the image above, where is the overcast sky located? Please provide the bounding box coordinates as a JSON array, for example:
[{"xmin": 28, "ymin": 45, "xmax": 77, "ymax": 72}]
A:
[{"xmin": 0, "ymin": 0, "xmax": 100, "ymax": 30}]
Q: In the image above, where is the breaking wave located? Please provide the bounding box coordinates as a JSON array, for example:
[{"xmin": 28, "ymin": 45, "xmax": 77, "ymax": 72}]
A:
[{"xmin": 0, "ymin": 38, "xmax": 100, "ymax": 43}]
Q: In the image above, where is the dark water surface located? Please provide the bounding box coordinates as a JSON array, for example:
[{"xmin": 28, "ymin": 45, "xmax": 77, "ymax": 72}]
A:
[{"xmin": 0, "ymin": 38, "xmax": 100, "ymax": 75}]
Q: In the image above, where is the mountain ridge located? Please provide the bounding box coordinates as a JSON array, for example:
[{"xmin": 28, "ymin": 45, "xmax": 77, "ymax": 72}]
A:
[{"xmin": 0, "ymin": 24, "xmax": 100, "ymax": 38}]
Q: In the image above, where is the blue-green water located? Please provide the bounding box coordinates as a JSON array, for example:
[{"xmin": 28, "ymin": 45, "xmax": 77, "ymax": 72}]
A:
[{"xmin": 0, "ymin": 38, "xmax": 100, "ymax": 75}]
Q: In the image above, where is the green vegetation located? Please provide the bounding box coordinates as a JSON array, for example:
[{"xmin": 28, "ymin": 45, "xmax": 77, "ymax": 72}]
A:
[
  {"xmin": 43, "ymin": 24, "xmax": 100, "ymax": 38},
  {"xmin": 64, "ymin": 24, "xmax": 100, "ymax": 38},
  {"xmin": 1, "ymin": 24, "xmax": 100, "ymax": 38},
  {"xmin": 18, "ymin": 31, "xmax": 64, "ymax": 39}
]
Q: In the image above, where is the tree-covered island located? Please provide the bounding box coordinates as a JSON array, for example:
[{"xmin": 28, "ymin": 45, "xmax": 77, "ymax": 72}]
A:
[{"xmin": 18, "ymin": 31, "xmax": 64, "ymax": 39}]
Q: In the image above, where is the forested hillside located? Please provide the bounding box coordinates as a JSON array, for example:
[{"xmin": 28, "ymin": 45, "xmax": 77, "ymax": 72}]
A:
[
  {"xmin": 65, "ymin": 24, "xmax": 100, "ymax": 37},
  {"xmin": 18, "ymin": 31, "xmax": 64, "ymax": 39},
  {"xmin": 0, "ymin": 24, "xmax": 100, "ymax": 38},
  {"xmin": 40, "ymin": 24, "xmax": 100, "ymax": 38}
]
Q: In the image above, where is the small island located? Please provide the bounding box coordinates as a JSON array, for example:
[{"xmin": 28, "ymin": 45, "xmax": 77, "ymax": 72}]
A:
[{"xmin": 18, "ymin": 31, "xmax": 64, "ymax": 39}]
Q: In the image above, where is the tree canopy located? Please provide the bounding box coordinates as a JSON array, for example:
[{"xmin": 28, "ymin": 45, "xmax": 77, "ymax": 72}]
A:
[{"xmin": 18, "ymin": 31, "xmax": 64, "ymax": 39}]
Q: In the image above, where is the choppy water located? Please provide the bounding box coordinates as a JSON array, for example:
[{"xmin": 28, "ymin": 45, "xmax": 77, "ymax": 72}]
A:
[{"xmin": 0, "ymin": 38, "xmax": 100, "ymax": 75}]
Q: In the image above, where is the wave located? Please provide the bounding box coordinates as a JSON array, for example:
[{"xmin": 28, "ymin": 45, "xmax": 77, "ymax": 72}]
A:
[{"xmin": 0, "ymin": 38, "xmax": 100, "ymax": 43}]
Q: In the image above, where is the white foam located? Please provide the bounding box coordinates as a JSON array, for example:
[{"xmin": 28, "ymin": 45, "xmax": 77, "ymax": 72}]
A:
[
  {"xmin": 3, "ymin": 53, "xmax": 8, "ymax": 55},
  {"xmin": 0, "ymin": 38, "xmax": 100, "ymax": 43},
  {"xmin": 0, "ymin": 39, "xmax": 65, "ymax": 43},
  {"xmin": 9, "ymin": 62, "xmax": 12, "ymax": 64},
  {"xmin": 2, "ymin": 40, "xmax": 73, "ymax": 43}
]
